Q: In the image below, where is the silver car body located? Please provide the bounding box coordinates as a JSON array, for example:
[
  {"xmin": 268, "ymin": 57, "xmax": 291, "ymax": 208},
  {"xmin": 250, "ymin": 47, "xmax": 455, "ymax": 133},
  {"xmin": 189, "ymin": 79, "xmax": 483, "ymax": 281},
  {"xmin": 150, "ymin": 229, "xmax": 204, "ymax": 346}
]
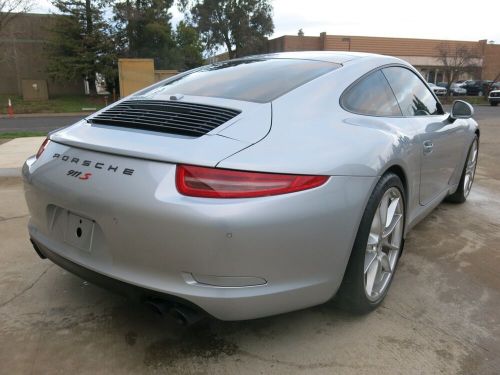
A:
[{"xmin": 23, "ymin": 52, "xmax": 478, "ymax": 320}]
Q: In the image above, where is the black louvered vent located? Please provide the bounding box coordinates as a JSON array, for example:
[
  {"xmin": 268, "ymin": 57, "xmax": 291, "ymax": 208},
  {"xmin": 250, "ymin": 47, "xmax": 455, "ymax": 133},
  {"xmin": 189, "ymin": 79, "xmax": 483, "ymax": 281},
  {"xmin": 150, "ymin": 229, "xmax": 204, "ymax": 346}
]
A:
[{"xmin": 88, "ymin": 100, "xmax": 241, "ymax": 137}]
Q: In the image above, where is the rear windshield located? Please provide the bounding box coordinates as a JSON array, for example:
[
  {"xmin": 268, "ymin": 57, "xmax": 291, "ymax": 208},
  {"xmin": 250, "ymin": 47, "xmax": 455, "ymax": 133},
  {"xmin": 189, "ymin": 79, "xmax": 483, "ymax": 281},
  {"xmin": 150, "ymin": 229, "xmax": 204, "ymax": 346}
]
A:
[{"xmin": 143, "ymin": 59, "xmax": 340, "ymax": 103}]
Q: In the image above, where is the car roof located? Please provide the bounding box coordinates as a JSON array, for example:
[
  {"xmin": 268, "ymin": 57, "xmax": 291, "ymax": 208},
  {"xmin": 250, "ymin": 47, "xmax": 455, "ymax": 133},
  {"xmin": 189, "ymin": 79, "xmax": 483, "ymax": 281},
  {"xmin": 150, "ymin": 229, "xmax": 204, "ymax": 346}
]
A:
[{"xmin": 241, "ymin": 51, "xmax": 396, "ymax": 65}]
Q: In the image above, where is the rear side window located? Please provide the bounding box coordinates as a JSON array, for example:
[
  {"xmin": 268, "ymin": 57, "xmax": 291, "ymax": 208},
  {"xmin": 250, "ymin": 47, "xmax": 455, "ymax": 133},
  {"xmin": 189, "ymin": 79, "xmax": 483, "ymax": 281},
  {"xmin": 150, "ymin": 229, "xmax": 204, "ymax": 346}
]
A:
[
  {"xmin": 341, "ymin": 70, "xmax": 402, "ymax": 116},
  {"xmin": 143, "ymin": 59, "xmax": 340, "ymax": 103},
  {"xmin": 382, "ymin": 67, "xmax": 442, "ymax": 116}
]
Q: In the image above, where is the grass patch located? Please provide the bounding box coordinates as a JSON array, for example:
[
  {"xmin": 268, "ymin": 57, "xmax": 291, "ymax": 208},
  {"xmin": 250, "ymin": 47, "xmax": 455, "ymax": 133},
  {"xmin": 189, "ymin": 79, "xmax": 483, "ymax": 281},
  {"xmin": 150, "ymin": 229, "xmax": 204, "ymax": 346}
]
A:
[
  {"xmin": 0, "ymin": 131, "xmax": 47, "ymax": 139},
  {"xmin": 439, "ymin": 96, "xmax": 489, "ymax": 105},
  {"xmin": 0, "ymin": 94, "xmax": 110, "ymax": 114}
]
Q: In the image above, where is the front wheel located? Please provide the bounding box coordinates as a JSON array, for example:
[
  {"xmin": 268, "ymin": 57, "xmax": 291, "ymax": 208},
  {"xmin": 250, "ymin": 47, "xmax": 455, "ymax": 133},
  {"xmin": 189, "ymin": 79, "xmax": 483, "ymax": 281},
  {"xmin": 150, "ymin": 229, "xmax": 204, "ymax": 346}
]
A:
[
  {"xmin": 336, "ymin": 173, "xmax": 405, "ymax": 313},
  {"xmin": 446, "ymin": 137, "xmax": 478, "ymax": 203},
  {"xmin": 491, "ymin": 102, "xmax": 498, "ymax": 106}
]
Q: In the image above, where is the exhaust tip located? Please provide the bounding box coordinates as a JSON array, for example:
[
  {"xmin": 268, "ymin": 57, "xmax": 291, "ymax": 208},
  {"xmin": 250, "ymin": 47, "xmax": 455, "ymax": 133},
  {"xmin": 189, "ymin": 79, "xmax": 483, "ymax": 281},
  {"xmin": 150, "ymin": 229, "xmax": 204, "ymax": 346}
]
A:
[{"xmin": 145, "ymin": 298, "xmax": 204, "ymax": 326}]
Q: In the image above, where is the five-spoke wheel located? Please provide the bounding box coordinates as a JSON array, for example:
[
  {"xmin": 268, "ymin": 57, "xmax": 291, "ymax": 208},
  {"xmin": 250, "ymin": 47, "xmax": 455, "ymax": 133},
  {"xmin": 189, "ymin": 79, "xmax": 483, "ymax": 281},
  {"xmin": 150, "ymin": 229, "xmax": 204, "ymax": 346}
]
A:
[
  {"xmin": 337, "ymin": 173, "xmax": 405, "ymax": 313},
  {"xmin": 364, "ymin": 187, "xmax": 404, "ymax": 301},
  {"xmin": 446, "ymin": 136, "xmax": 479, "ymax": 203}
]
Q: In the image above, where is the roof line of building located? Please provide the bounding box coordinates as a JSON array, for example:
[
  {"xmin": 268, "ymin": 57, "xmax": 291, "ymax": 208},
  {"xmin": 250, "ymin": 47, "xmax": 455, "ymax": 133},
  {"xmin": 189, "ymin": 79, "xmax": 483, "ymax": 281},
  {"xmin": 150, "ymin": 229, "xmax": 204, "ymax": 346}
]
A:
[{"xmin": 271, "ymin": 32, "xmax": 489, "ymax": 45}]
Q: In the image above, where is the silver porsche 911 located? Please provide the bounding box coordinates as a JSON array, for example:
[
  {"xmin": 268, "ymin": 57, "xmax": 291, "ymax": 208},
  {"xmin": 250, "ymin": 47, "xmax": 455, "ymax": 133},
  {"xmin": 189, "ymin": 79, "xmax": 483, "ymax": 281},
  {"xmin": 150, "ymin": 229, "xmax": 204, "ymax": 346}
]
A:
[{"xmin": 24, "ymin": 52, "xmax": 479, "ymax": 322}]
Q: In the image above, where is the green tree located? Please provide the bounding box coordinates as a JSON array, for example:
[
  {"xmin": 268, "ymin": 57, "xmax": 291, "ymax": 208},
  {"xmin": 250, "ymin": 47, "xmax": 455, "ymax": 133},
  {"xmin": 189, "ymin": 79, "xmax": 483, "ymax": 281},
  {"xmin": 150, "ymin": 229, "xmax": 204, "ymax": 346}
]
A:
[
  {"xmin": 114, "ymin": 0, "xmax": 179, "ymax": 69},
  {"xmin": 47, "ymin": 0, "xmax": 116, "ymax": 95},
  {"xmin": 175, "ymin": 20, "xmax": 203, "ymax": 70},
  {"xmin": 180, "ymin": 0, "xmax": 274, "ymax": 59}
]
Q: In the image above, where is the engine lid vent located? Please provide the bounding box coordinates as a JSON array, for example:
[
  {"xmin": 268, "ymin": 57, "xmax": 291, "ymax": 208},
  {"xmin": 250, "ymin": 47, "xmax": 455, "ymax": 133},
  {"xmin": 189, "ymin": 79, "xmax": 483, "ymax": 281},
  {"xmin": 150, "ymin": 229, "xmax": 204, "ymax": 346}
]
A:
[{"xmin": 88, "ymin": 99, "xmax": 241, "ymax": 137}]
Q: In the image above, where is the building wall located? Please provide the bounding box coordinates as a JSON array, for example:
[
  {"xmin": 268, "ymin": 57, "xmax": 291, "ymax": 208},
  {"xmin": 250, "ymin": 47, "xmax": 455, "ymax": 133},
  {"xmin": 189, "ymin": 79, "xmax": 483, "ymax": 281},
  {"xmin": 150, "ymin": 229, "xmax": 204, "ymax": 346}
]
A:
[
  {"xmin": 0, "ymin": 13, "xmax": 84, "ymax": 96},
  {"xmin": 482, "ymin": 42, "xmax": 500, "ymax": 81},
  {"xmin": 118, "ymin": 58, "xmax": 178, "ymax": 97},
  {"xmin": 267, "ymin": 33, "xmax": 500, "ymax": 82}
]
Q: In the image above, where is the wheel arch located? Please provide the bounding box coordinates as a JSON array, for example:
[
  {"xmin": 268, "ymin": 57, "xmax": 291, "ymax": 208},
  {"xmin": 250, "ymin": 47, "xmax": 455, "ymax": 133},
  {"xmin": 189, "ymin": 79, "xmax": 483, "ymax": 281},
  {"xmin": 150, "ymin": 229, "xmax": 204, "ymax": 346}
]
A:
[{"xmin": 381, "ymin": 164, "xmax": 408, "ymax": 205}]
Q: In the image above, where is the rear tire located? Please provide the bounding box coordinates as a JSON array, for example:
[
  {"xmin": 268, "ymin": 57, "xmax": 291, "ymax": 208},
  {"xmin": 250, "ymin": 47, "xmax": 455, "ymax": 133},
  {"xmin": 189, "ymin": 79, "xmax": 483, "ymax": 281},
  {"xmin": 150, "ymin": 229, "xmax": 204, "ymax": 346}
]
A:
[
  {"xmin": 336, "ymin": 173, "xmax": 405, "ymax": 313},
  {"xmin": 446, "ymin": 137, "xmax": 478, "ymax": 203},
  {"xmin": 491, "ymin": 102, "xmax": 498, "ymax": 106}
]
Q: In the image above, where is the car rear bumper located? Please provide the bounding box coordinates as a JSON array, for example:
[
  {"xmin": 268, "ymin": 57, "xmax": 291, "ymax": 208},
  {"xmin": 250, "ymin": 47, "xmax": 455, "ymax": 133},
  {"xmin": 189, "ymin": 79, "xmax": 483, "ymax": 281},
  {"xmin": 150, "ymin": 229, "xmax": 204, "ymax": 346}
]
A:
[{"xmin": 23, "ymin": 143, "xmax": 376, "ymax": 320}]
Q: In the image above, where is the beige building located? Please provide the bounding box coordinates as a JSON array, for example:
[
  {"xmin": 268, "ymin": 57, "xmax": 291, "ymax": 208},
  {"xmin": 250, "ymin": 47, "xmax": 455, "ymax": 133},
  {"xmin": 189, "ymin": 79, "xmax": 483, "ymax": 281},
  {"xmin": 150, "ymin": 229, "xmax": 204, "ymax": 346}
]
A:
[{"xmin": 267, "ymin": 33, "xmax": 500, "ymax": 83}]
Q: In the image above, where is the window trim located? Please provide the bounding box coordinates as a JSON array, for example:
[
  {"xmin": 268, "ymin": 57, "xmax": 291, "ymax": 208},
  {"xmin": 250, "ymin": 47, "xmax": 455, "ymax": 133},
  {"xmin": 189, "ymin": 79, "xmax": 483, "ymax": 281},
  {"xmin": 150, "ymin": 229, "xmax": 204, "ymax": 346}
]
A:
[{"xmin": 340, "ymin": 63, "xmax": 445, "ymax": 118}]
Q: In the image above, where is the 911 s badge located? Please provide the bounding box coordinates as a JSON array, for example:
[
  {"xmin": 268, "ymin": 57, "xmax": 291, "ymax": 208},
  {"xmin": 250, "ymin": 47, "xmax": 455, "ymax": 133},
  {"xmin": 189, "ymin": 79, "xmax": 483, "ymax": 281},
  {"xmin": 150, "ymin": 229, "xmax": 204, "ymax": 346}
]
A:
[{"xmin": 66, "ymin": 170, "xmax": 92, "ymax": 180}]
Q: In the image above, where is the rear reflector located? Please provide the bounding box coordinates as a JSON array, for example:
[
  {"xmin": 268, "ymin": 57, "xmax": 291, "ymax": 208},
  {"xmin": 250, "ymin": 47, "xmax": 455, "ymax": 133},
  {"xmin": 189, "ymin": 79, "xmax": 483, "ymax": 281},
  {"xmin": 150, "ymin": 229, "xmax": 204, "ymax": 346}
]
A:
[
  {"xmin": 36, "ymin": 138, "xmax": 50, "ymax": 159},
  {"xmin": 176, "ymin": 164, "xmax": 328, "ymax": 198}
]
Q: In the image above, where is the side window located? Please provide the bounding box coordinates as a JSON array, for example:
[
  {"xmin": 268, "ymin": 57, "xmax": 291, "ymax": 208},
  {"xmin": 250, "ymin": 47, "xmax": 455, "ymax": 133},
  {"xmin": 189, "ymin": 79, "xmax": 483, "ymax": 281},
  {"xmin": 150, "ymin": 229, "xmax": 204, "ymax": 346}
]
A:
[
  {"xmin": 382, "ymin": 67, "xmax": 442, "ymax": 116},
  {"xmin": 341, "ymin": 70, "xmax": 402, "ymax": 116}
]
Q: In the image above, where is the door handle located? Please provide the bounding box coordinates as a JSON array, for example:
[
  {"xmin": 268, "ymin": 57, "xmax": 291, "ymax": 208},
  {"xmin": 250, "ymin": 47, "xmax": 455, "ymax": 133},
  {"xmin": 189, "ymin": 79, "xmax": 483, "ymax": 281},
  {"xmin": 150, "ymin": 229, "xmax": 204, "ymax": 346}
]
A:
[{"xmin": 423, "ymin": 140, "xmax": 434, "ymax": 154}]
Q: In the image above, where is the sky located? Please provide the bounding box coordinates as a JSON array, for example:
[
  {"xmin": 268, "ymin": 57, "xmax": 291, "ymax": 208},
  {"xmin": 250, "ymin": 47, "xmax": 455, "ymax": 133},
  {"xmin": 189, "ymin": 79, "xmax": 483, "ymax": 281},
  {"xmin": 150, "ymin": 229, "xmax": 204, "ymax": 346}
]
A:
[{"xmin": 34, "ymin": 0, "xmax": 500, "ymax": 44}]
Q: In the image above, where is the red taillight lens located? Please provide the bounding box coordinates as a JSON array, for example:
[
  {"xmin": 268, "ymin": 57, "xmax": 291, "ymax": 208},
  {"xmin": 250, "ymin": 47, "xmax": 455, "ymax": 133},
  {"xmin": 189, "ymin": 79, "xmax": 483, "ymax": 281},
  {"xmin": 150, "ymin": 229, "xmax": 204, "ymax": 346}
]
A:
[
  {"xmin": 176, "ymin": 164, "xmax": 329, "ymax": 198},
  {"xmin": 35, "ymin": 138, "xmax": 50, "ymax": 159}
]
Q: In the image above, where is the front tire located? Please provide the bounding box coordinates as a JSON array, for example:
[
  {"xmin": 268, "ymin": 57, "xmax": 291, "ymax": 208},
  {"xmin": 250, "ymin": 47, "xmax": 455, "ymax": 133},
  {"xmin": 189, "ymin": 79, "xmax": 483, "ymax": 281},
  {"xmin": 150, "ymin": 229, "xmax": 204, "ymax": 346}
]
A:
[
  {"xmin": 491, "ymin": 101, "xmax": 498, "ymax": 106},
  {"xmin": 336, "ymin": 173, "xmax": 405, "ymax": 313},
  {"xmin": 446, "ymin": 137, "xmax": 478, "ymax": 203}
]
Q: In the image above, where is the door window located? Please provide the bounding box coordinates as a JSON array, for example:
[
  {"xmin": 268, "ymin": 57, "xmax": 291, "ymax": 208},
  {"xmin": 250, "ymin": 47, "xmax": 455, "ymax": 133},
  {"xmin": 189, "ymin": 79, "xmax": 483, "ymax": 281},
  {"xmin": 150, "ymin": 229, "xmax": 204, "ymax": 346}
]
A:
[{"xmin": 383, "ymin": 67, "xmax": 442, "ymax": 116}]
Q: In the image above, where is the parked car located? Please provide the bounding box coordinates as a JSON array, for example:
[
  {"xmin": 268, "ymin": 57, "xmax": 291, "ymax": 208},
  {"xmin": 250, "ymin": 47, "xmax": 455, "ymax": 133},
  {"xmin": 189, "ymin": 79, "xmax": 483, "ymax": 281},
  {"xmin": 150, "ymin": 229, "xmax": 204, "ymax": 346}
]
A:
[
  {"xmin": 463, "ymin": 80, "xmax": 491, "ymax": 96},
  {"xmin": 490, "ymin": 82, "xmax": 500, "ymax": 91},
  {"xmin": 428, "ymin": 82, "xmax": 447, "ymax": 96},
  {"xmin": 450, "ymin": 82, "xmax": 467, "ymax": 96},
  {"xmin": 23, "ymin": 52, "xmax": 479, "ymax": 322},
  {"xmin": 489, "ymin": 87, "xmax": 500, "ymax": 106}
]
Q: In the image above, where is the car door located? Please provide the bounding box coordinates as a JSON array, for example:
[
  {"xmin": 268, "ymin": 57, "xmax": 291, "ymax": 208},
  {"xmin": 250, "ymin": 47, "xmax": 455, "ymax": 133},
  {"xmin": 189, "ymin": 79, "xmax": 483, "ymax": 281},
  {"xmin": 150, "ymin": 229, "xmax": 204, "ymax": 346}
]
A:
[{"xmin": 383, "ymin": 66, "xmax": 467, "ymax": 205}]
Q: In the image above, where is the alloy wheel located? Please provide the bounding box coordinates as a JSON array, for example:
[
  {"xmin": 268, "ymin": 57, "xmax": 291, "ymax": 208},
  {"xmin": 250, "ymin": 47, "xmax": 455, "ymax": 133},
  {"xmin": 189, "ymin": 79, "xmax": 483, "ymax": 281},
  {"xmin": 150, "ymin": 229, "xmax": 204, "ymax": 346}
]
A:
[
  {"xmin": 464, "ymin": 139, "xmax": 478, "ymax": 198},
  {"xmin": 364, "ymin": 187, "xmax": 404, "ymax": 301}
]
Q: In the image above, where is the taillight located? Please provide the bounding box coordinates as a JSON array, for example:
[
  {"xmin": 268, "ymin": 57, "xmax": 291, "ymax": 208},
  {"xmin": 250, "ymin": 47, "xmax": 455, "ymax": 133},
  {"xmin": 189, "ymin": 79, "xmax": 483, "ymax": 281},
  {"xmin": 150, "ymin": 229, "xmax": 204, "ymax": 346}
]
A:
[
  {"xmin": 35, "ymin": 138, "xmax": 50, "ymax": 159},
  {"xmin": 176, "ymin": 164, "xmax": 329, "ymax": 198}
]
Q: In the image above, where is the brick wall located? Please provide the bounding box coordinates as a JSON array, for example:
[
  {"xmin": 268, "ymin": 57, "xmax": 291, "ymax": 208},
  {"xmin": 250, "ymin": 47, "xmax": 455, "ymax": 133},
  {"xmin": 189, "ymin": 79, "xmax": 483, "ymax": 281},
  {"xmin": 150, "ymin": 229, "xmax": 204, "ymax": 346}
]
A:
[
  {"xmin": 482, "ymin": 43, "xmax": 500, "ymax": 81},
  {"xmin": 0, "ymin": 13, "xmax": 84, "ymax": 96},
  {"xmin": 267, "ymin": 33, "xmax": 500, "ymax": 80}
]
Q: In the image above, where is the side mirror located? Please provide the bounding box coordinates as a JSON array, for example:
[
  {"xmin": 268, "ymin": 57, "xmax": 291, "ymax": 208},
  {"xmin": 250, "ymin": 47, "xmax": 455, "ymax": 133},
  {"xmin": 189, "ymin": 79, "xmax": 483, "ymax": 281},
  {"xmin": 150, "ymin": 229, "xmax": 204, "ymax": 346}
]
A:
[{"xmin": 450, "ymin": 100, "xmax": 474, "ymax": 120}]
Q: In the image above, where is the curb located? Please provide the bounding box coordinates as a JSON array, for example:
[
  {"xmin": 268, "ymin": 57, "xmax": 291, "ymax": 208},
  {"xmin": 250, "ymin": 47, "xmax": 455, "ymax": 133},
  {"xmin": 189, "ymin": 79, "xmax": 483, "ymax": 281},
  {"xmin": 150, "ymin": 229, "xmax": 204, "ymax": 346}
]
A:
[{"xmin": 0, "ymin": 168, "xmax": 22, "ymax": 177}]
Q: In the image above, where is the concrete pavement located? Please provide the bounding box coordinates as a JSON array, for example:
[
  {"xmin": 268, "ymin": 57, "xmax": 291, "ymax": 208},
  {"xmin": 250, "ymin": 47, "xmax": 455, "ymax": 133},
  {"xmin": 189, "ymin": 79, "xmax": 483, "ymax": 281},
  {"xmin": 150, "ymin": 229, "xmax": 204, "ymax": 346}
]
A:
[
  {"xmin": 0, "ymin": 107, "xmax": 499, "ymax": 374},
  {"xmin": 0, "ymin": 137, "xmax": 45, "ymax": 176}
]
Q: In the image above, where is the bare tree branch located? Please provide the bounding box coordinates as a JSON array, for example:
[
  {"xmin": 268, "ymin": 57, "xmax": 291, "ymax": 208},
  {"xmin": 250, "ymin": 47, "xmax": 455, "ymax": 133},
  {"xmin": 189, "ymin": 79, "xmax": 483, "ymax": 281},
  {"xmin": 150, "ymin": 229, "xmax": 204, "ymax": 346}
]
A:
[
  {"xmin": 0, "ymin": 0, "xmax": 34, "ymax": 34},
  {"xmin": 436, "ymin": 42, "xmax": 480, "ymax": 94}
]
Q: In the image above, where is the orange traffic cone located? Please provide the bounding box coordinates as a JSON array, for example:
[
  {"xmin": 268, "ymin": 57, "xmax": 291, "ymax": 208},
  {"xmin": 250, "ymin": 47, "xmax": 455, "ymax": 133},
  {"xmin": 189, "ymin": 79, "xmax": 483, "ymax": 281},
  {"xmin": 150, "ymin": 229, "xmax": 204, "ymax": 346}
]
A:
[{"xmin": 7, "ymin": 98, "xmax": 14, "ymax": 118}]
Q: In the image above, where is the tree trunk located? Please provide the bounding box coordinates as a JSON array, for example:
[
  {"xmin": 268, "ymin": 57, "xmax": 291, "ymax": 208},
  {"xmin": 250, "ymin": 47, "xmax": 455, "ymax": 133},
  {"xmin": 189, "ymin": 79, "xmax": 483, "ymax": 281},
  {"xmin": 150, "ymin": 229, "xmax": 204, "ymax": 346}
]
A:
[
  {"xmin": 88, "ymin": 75, "xmax": 97, "ymax": 96},
  {"xmin": 85, "ymin": 0, "xmax": 93, "ymax": 34}
]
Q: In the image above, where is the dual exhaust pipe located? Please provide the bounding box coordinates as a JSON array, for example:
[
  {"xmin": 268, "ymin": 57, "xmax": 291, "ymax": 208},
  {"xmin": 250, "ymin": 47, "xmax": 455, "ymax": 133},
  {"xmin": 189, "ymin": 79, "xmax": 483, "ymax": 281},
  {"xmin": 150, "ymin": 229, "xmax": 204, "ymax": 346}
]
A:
[{"xmin": 146, "ymin": 298, "xmax": 204, "ymax": 326}]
